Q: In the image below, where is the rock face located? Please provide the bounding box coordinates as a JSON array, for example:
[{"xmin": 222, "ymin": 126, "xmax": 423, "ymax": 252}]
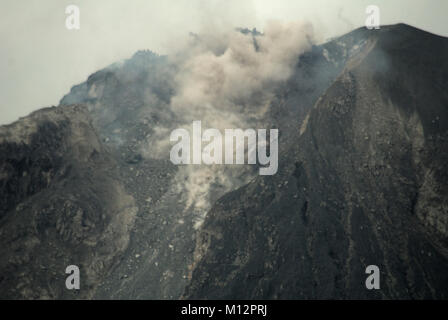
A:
[
  {"xmin": 184, "ymin": 25, "xmax": 448, "ymax": 299},
  {"xmin": 0, "ymin": 105, "xmax": 137, "ymax": 299},
  {"xmin": 1, "ymin": 24, "xmax": 448, "ymax": 299}
]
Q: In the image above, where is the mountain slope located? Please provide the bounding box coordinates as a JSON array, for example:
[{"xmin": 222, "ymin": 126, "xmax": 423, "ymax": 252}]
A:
[
  {"xmin": 184, "ymin": 24, "xmax": 448, "ymax": 299},
  {"xmin": 0, "ymin": 105, "xmax": 137, "ymax": 299}
]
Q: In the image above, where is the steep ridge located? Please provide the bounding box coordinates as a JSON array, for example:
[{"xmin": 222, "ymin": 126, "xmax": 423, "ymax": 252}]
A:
[{"xmin": 184, "ymin": 24, "xmax": 448, "ymax": 299}]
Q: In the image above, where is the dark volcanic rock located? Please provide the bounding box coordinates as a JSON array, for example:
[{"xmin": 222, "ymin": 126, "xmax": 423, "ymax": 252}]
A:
[
  {"xmin": 184, "ymin": 25, "xmax": 448, "ymax": 299},
  {"xmin": 0, "ymin": 105, "xmax": 137, "ymax": 299}
]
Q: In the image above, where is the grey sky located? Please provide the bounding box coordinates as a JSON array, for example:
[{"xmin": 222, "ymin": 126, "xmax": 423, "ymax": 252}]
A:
[{"xmin": 1, "ymin": 0, "xmax": 447, "ymax": 125}]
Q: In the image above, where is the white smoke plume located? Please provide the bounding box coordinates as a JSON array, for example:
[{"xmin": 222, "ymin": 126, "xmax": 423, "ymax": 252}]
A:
[
  {"xmin": 169, "ymin": 21, "xmax": 314, "ymax": 126},
  {"xmin": 143, "ymin": 20, "xmax": 315, "ymax": 228}
]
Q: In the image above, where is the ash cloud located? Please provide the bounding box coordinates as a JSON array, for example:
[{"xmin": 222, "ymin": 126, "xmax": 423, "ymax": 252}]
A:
[{"xmin": 142, "ymin": 21, "xmax": 315, "ymax": 227}]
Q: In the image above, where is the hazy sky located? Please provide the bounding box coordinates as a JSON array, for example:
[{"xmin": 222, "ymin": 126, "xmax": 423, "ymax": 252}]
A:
[{"xmin": 1, "ymin": 0, "xmax": 447, "ymax": 125}]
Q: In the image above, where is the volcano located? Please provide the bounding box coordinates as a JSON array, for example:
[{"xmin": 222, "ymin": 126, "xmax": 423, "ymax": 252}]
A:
[{"xmin": 1, "ymin": 24, "xmax": 447, "ymax": 299}]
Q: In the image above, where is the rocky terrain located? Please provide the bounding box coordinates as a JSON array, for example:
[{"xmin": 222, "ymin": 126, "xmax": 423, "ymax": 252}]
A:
[
  {"xmin": 0, "ymin": 105, "xmax": 137, "ymax": 298},
  {"xmin": 185, "ymin": 24, "xmax": 448, "ymax": 299},
  {"xmin": 0, "ymin": 23, "xmax": 447, "ymax": 299}
]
